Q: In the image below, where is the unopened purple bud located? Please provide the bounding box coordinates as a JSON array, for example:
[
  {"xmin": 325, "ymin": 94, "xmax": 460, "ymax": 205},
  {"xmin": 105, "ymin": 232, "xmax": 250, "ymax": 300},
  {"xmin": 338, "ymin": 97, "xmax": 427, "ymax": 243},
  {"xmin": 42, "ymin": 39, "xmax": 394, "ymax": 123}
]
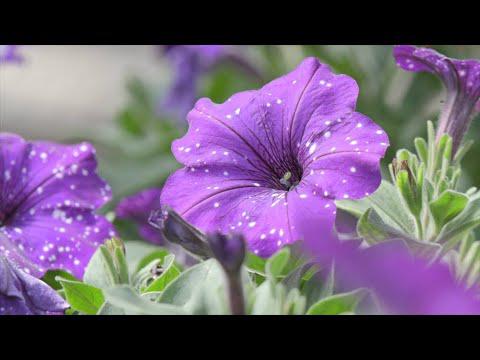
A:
[
  {"xmin": 207, "ymin": 232, "xmax": 246, "ymax": 274},
  {"xmin": 149, "ymin": 207, "xmax": 211, "ymax": 259}
]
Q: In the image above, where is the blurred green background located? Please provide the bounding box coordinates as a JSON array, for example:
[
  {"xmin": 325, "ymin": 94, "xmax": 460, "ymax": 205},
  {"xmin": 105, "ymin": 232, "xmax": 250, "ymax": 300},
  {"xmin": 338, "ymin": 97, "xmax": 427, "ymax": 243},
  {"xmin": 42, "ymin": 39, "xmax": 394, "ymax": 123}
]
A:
[{"xmin": 2, "ymin": 45, "xmax": 479, "ymax": 209}]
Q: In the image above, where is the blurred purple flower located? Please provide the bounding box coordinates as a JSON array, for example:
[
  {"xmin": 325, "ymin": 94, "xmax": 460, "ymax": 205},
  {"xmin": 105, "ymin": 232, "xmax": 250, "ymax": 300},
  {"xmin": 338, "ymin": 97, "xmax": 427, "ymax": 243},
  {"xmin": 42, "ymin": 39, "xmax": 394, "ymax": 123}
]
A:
[
  {"xmin": 303, "ymin": 228, "xmax": 480, "ymax": 314},
  {"xmin": 393, "ymin": 45, "xmax": 480, "ymax": 152},
  {"xmin": 160, "ymin": 45, "xmax": 262, "ymax": 122},
  {"xmin": 116, "ymin": 188, "xmax": 163, "ymax": 245},
  {"xmin": 160, "ymin": 57, "xmax": 389, "ymax": 257},
  {"xmin": 160, "ymin": 45, "xmax": 228, "ymax": 121},
  {"xmin": 0, "ymin": 45, "xmax": 23, "ymax": 64},
  {"xmin": 0, "ymin": 255, "xmax": 68, "ymax": 315},
  {"xmin": 0, "ymin": 133, "xmax": 115, "ymax": 279}
]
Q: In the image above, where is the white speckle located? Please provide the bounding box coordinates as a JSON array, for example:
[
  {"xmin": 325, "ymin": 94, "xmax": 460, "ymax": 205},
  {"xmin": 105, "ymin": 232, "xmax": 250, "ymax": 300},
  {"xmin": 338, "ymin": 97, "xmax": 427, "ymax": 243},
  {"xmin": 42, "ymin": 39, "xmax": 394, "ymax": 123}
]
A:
[
  {"xmin": 279, "ymin": 229, "xmax": 284, "ymax": 237},
  {"xmin": 356, "ymin": 123, "xmax": 363, "ymax": 128},
  {"xmin": 319, "ymin": 80, "xmax": 326, "ymax": 85},
  {"xmin": 248, "ymin": 221, "xmax": 256, "ymax": 228},
  {"xmin": 343, "ymin": 194, "xmax": 349, "ymax": 199},
  {"xmin": 350, "ymin": 167, "xmax": 357, "ymax": 173},
  {"xmin": 40, "ymin": 152, "xmax": 48, "ymax": 160},
  {"xmin": 376, "ymin": 130, "xmax": 383, "ymax": 135},
  {"xmin": 214, "ymin": 202, "xmax": 220, "ymax": 208},
  {"xmin": 235, "ymin": 108, "xmax": 241, "ymax": 115},
  {"xmin": 260, "ymin": 234, "xmax": 266, "ymax": 240},
  {"xmin": 226, "ymin": 114, "xmax": 232, "ymax": 119},
  {"xmin": 299, "ymin": 194, "xmax": 308, "ymax": 199},
  {"xmin": 80, "ymin": 144, "xmax": 88, "ymax": 152},
  {"xmin": 223, "ymin": 171, "xmax": 229, "ymax": 176},
  {"xmin": 253, "ymin": 183, "xmax": 260, "ymax": 187},
  {"xmin": 308, "ymin": 143, "xmax": 317, "ymax": 155},
  {"xmin": 324, "ymin": 131, "xmax": 331, "ymax": 138},
  {"xmin": 350, "ymin": 140, "xmax": 358, "ymax": 145},
  {"xmin": 276, "ymin": 99, "xmax": 282, "ymax": 104},
  {"xmin": 292, "ymin": 80, "xmax": 297, "ymax": 85}
]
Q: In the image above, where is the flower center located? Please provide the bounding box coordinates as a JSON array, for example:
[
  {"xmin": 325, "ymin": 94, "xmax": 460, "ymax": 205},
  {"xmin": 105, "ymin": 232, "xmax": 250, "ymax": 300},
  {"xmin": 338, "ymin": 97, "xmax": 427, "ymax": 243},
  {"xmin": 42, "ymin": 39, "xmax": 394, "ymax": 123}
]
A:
[{"xmin": 278, "ymin": 170, "xmax": 301, "ymax": 191}]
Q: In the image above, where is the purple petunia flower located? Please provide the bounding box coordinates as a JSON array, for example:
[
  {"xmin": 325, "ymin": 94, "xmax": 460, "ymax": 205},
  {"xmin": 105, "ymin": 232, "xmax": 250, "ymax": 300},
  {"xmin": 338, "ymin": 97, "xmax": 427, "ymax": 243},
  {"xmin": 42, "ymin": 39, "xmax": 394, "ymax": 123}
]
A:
[
  {"xmin": 0, "ymin": 255, "xmax": 68, "ymax": 315},
  {"xmin": 0, "ymin": 133, "xmax": 115, "ymax": 279},
  {"xmin": 393, "ymin": 45, "xmax": 480, "ymax": 152},
  {"xmin": 303, "ymin": 231, "xmax": 480, "ymax": 315},
  {"xmin": 160, "ymin": 57, "xmax": 389, "ymax": 257},
  {"xmin": 116, "ymin": 188, "xmax": 164, "ymax": 245},
  {"xmin": 0, "ymin": 45, "xmax": 23, "ymax": 64}
]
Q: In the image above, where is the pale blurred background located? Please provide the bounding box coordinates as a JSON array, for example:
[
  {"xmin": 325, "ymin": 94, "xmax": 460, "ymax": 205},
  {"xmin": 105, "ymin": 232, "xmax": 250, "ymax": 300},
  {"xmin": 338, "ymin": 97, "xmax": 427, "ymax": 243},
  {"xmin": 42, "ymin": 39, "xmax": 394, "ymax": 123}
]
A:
[{"xmin": 0, "ymin": 46, "xmax": 168, "ymax": 139}]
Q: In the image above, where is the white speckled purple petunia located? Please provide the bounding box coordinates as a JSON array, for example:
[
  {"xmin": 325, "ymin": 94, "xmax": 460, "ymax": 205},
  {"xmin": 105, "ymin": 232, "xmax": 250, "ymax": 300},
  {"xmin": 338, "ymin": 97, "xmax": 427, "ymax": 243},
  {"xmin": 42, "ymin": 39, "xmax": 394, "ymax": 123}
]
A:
[
  {"xmin": 160, "ymin": 57, "xmax": 389, "ymax": 257},
  {"xmin": 393, "ymin": 45, "xmax": 480, "ymax": 152},
  {"xmin": 0, "ymin": 133, "xmax": 115, "ymax": 279}
]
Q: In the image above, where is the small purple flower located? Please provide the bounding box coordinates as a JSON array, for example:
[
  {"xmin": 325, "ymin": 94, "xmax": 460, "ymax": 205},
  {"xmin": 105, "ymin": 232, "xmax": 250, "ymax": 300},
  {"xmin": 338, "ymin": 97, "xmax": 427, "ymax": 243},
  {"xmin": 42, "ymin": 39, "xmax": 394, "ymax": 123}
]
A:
[
  {"xmin": 116, "ymin": 188, "xmax": 163, "ymax": 245},
  {"xmin": 160, "ymin": 57, "xmax": 389, "ymax": 257},
  {"xmin": 304, "ymin": 233, "xmax": 480, "ymax": 315},
  {"xmin": 0, "ymin": 45, "xmax": 23, "ymax": 64},
  {"xmin": 0, "ymin": 133, "xmax": 115, "ymax": 279},
  {"xmin": 1, "ymin": 256, "xmax": 68, "ymax": 315},
  {"xmin": 393, "ymin": 45, "xmax": 480, "ymax": 152}
]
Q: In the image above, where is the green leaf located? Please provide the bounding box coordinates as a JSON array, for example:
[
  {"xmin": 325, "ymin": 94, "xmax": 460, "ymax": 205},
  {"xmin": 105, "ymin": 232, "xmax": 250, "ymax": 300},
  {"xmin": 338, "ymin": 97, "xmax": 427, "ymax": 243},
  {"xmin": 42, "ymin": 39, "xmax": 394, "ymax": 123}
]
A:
[
  {"xmin": 306, "ymin": 289, "xmax": 367, "ymax": 315},
  {"xmin": 265, "ymin": 247, "xmax": 291, "ymax": 280},
  {"xmin": 57, "ymin": 278, "xmax": 105, "ymax": 315},
  {"xmin": 104, "ymin": 285, "xmax": 188, "ymax": 315},
  {"xmin": 41, "ymin": 270, "xmax": 79, "ymax": 290},
  {"xmin": 245, "ymin": 252, "xmax": 267, "ymax": 276},
  {"xmin": 438, "ymin": 193, "xmax": 480, "ymax": 246},
  {"xmin": 430, "ymin": 190, "xmax": 469, "ymax": 230},
  {"xmin": 143, "ymin": 254, "xmax": 181, "ymax": 293},
  {"xmin": 159, "ymin": 259, "xmax": 223, "ymax": 306}
]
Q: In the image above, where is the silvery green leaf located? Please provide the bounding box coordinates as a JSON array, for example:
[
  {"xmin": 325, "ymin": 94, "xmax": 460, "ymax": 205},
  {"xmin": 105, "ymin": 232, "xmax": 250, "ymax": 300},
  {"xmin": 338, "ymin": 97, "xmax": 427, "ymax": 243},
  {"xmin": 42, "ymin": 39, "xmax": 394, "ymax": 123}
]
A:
[
  {"xmin": 159, "ymin": 259, "xmax": 223, "ymax": 306},
  {"xmin": 104, "ymin": 285, "xmax": 188, "ymax": 315},
  {"xmin": 337, "ymin": 181, "xmax": 416, "ymax": 237}
]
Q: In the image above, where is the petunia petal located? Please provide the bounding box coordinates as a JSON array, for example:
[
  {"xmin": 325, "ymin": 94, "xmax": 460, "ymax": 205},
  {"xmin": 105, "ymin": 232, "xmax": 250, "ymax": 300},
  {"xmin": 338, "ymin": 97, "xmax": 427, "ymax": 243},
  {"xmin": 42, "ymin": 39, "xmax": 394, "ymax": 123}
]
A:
[{"xmin": 0, "ymin": 133, "xmax": 114, "ymax": 278}]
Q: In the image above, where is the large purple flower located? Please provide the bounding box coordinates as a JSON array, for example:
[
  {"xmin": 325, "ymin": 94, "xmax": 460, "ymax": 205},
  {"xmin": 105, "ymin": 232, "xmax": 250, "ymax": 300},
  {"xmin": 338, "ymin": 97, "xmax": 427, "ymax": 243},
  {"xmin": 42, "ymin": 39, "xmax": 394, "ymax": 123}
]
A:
[
  {"xmin": 303, "ymin": 231, "xmax": 480, "ymax": 314},
  {"xmin": 160, "ymin": 57, "xmax": 389, "ymax": 257},
  {"xmin": 0, "ymin": 133, "xmax": 115, "ymax": 279},
  {"xmin": 116, "ymin": 188, "xmax": 163, "ymax": 245},
  {"xmin": 1, "ymin": 255, "xmax": 68, "ymax": 315},
  {"xmin": 0, "ymin": 45, "xmax": 23, "ymax": 64},
  {"xmin": 393, "ymin": 45, "xmax": 480, "ymax": 152}
]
